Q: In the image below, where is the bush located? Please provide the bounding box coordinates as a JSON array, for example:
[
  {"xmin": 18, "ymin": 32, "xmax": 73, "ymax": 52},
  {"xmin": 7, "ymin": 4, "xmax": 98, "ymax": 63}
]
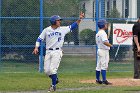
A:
[{"xmin": 80, "ymin": 29, "xmax": 96, "ymax": 45}]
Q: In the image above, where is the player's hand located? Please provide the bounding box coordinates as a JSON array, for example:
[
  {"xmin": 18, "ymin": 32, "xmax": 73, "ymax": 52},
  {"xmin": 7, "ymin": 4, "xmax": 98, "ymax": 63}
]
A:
[
  {"xmin": 32, "ymin": 47, "xmax": 39, "ymax": 55},
  {"xmin": 110, "ymin": 45, "xmax": 114, "ymax": 49},
  {"xmin": 79, "ymin": 12, "xmax": 85, "ymax": 19},
  {"xmin": 77, "ymin": 12, "xmax": 84, "ymax": 24}
]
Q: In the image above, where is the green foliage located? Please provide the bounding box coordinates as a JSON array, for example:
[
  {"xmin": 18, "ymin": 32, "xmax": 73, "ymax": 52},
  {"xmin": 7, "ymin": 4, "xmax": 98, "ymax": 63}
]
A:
[
  {"xmin": 2, "ymin": 0, "xmax": 40, "ymax": 45},
  {"xmin": 1, "ymin": 0, "xmax": 81, "ymax": 45},
  {"xmin": 2, "ymin": 0, "xmax": 40, "ymax": 16},
  {"xmin": 108, "ymin": 8, "xmax": 120, "ymax": 18},
  {"xmin": 2, "ymin": 19, "xmax": 40, "ymax": 45},
  {"xmin": 80, "ymin": 29, "xmax": 96, "ymax": 45},
  {"xmin": 44, "ymin": 0, "xmax": 80, "ymax": 17},
  {"xmin": 64, "ymin": 32, "xmax": 72, "ymax": 43}
]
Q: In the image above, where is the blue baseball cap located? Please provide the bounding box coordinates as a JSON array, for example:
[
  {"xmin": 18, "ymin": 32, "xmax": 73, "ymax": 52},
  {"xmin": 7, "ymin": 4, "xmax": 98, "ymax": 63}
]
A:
[
  {"xmin": 50, "ymin": 15, "xmax": 62, "ymax": 25},
  {"xmin": 97, "ymin": 19, "xmax": 108, "ymax": 29}
]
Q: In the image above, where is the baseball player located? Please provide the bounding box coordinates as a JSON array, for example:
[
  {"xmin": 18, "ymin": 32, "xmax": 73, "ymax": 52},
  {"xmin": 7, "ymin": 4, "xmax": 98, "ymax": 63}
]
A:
[
  {"xmin": 32, "ymin": 12, "xmax": 84, "ymax": 92},
  {"xmin": 95, "ymin": 19, "xmax": 113, "ymax": 85}
]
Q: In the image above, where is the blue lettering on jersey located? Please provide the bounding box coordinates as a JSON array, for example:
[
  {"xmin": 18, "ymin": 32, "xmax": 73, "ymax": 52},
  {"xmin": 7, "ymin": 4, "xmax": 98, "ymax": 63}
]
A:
[
  {"xmin": 58, "ymin": 37, "xmax": 61, "ymax": 42},
  {"xmin": 48, "ymin": 32, "xmax": 61, "ymax": 37}
]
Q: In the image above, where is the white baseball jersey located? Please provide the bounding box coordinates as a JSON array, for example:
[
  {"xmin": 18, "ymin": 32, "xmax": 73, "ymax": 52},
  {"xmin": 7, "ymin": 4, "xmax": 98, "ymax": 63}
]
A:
[
  {"xmin": 38, "ymin": 26, "xmax": 71, "ymax": 49},
  {"xmin": 96, "ymin": 29, "xmax": 110, "ymax": 50}
]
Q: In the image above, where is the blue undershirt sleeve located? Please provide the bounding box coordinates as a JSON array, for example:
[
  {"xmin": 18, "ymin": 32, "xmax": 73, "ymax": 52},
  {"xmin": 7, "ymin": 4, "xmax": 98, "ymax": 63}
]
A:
[{"xmin": 70, "ymin": 22, "xmax": 78, "ymax": 31}]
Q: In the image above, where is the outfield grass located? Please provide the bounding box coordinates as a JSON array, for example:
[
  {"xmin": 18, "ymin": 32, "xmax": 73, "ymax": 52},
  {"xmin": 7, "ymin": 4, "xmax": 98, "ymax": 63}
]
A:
[
  {"xmin": 0, "ymin": 72, "xmax": 138, "ymax": 93},
  {"xmin": 0, "ymin": 55, "xmax": 133, "ymax": 73},
  {"xmin": 0, "ymin": 55, "xmax": 136, "ymax": 93}
]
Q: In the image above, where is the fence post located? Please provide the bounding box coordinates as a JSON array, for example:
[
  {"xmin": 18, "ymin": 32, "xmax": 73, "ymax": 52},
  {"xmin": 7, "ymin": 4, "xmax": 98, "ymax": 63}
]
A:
[
  {"xmin": 39, "ymin": 0, "xmax": 44, "ymax": 73},
  {"xmin": 0, "ymin": 0, "xmax": 2, "ymax": 67},
  {"xmin": 95, "ymin": 0, "xmax": 99, "ymax": 65}
]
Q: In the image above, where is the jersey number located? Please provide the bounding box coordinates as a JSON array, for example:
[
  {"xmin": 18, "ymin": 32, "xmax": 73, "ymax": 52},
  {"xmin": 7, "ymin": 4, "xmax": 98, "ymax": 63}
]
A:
[{"xmin": 58, "ymin": 37, "xmax": 61, "ymax": 42}]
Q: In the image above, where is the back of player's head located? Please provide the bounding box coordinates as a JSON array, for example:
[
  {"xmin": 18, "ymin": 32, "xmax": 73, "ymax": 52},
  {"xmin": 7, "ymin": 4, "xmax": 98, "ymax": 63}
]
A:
[
  {"xmin": 50, "ymin": 15, "xmax": 62, "ymax": 25},
  {"xmin": 97, "ymin": 19, "xmax": 108, "ymax": 29}
]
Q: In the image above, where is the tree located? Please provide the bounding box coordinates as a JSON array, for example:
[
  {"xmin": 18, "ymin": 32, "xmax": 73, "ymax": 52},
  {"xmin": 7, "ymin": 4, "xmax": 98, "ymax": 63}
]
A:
[
  {"xmin": 2, "ymin": 0, "xmax": 40, "ymax": 45},
  {"xmin": 44, "ymin": 0, "xmax": 80, "ymax": 17},
  {"xmin": 107, "ymin": 8, "xmax": 120, "ymax": 18}
]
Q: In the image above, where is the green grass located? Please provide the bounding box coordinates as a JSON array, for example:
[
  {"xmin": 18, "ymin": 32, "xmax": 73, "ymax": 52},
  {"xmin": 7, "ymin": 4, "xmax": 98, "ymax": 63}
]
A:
[
  {"xmin": 0, "ymin": 61, "xmax": 38, "ymax": 72},
  {"xmin": 0, "ymin": 72, "xmax": 137, "ymax": 93},
  {"xmin": 0, "ymin": 55, "xmax": 136, "ymax": 92}
]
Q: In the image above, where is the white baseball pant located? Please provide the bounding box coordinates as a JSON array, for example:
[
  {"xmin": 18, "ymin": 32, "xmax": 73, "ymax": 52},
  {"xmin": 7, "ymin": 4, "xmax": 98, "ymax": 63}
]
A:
[
  {"xmin": 44, "ymin": 50, "xmax": 63, "ymax": 75},
  {"xmin": 96, "ymin": 49, "xmax": 109, "ymax": 71}
]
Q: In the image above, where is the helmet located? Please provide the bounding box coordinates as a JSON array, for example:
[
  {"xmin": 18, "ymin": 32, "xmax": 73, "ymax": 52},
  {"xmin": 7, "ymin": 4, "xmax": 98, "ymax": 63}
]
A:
[
  {"xmin": 50, "ymin": 15, "xmax": 62, "ymax": 25},
  {"xmin": 97, "ymin": 19, "xmax": 108, "ymax": 29}
]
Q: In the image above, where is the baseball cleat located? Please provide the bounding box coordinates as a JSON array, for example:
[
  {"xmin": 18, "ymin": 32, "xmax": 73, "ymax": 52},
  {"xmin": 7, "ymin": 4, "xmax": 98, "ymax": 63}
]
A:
[
  {"xmin": 102, "ymin": 80, "xmax": 112, "ymax": 85},
  {"xmin": 48, "ymin": 85, "xmax": 56, "ymax": 92},
  {"xmin": 96, "ymin": 80, "xmax": 102, "ymax": 84}
]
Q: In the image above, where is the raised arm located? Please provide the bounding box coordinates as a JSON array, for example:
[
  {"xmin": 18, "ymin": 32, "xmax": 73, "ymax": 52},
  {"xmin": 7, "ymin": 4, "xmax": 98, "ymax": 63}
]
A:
[
  {"xmin": 70, "ymin": 12, "xmax": 84, "ymax": 31},
  {"xmin": 76, "ymin": 12, "xmax": 85, "ymax": 24}
]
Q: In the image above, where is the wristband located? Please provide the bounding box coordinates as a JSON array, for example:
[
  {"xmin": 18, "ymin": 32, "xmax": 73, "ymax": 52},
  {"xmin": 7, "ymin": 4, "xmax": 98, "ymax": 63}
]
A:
[{"xmin": 35, "ymin": 42, "xmax": 40, "ymax": 47}]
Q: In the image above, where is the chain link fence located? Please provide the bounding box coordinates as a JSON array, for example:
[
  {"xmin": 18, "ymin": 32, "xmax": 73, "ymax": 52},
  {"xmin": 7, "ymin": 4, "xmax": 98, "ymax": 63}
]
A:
[{"xmin": 0, "ymin": 0, "xmax": 137, "ymax": 73}]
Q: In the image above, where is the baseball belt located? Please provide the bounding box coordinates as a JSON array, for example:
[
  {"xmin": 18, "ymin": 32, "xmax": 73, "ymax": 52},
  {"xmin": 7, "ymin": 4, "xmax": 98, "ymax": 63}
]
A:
[{"xmin": 48, "ymin": 48, "xmax": 60, "ymax": 50}]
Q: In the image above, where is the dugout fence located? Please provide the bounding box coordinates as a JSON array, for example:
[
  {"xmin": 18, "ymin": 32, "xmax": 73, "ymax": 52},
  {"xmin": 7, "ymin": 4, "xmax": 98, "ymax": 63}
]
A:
[{"xmin": 0, "ymin": 0, "xmax": 137, "ymax": 73}]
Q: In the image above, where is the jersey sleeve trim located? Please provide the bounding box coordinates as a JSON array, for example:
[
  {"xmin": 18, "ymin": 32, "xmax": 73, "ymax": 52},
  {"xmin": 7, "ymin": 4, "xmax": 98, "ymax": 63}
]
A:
[
  {"xmin": 35, "ymin": 37, "xmax": 43, "ymax": 47},
  {"xmin": 36, "ymin": 37, "xmax": 43, "ymax": 42}
]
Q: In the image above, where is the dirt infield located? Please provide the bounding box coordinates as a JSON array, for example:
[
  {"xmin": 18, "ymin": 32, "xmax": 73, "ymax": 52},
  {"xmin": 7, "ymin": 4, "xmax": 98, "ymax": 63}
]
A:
[{"xmin": 80, "ymin": 78, "xmax": 140, "ymax": 86}]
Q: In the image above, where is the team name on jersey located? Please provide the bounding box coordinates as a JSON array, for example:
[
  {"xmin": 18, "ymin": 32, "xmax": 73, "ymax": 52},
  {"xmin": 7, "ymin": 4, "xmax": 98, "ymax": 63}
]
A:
[{"xmin": 48, "ymin": 32, "xmax": 61, "ymax": 37}]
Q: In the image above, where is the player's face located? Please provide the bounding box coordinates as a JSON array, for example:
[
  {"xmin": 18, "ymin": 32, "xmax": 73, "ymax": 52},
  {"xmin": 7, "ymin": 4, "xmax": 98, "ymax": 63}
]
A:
[
  {"xmin": 55, "ymin": 20, "xmax": 61, "ymax": 27},
  {"xmin": 104, "ymin": 23, "xmax": 109, "ymax": 30}
]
